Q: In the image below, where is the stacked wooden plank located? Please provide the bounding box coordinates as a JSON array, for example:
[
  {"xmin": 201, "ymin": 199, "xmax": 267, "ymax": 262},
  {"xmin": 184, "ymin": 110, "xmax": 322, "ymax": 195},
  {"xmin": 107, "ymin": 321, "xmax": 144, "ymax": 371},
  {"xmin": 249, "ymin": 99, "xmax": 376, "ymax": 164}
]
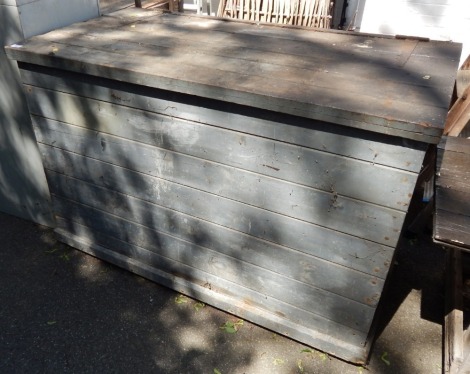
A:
[
  {"xmin": 5, "ymin": 9, "xmax": 460, "ymax": 363},
  {"xmin": 217, "ymin": 0, "xmax": 333, "ymax": 27}
]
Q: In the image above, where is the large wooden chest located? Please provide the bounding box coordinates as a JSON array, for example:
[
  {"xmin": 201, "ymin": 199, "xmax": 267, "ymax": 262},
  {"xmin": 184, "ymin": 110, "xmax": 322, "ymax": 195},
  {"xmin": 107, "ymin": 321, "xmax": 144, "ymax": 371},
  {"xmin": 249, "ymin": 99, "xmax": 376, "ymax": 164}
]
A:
[{"xmin": 6, "ymin": 8, "xmax": 461, "ymax": 362}]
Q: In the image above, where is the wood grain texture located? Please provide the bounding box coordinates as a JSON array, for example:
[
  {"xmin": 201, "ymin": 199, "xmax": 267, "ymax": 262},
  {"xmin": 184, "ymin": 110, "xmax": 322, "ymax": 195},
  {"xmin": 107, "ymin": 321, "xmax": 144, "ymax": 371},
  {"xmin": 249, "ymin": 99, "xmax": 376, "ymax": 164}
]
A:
[
  {"xmin": 19, "ymin": 67, "xmax": 428, "ymax": 173},
  {"xmin": 32, "ymin": 116, "xmax": 407, "ymax": 247},
  {"xmin": 456, "ymin": 54, "xmax": 470, "ymax": 98},
  {"xmin": 54, "ymin": 218, "xmax": 369, "ymax": 363},
  {"xmin": 38, "ymin": 144, "xmax": 395, "ymax": 279},
  {"xmin": 444, "ymin": 85, "xmax": 470, "ymax": 137},
  {"xmin": 24, "ymin": 85, "xmax": 419, "ymax": 211},
  {"xmin": 435, "ymin": 210, "xmax": 470, "ymax": 250},
  {"xmin": 6, "ymin": 8, "xmax": 460, "ymax": 142},
  {"xmin": 435, "ymin": 137, "xmax": 470, "ymax": 250},
  {"xmin": 44, "ymin": 165, "xmax": 386, "ymax": 307},
  {"xmin": 50, "ymin": 190, "xmax": 377, "ymax": 332}
]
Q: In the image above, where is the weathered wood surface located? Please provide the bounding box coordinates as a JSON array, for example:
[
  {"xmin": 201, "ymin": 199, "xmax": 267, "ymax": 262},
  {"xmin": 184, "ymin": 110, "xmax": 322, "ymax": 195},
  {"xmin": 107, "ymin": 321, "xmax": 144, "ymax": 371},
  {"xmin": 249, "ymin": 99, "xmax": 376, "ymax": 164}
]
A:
[
  {"xmin": 456, "ymin": 54, "xmax": 470, "ymax": 99},
  {"xmin": 47, "ymin": 169, "xmax": 385, "ymax": 312},
  {"xmin": 54, "ymin": 218, "xmax": 368, "ymax": 361},
  {"xmin": 9, "ymin": 8, "xmax": 459, "ymax": 362},
  {"xmin": 435, "ymin": 137, "xmax": 470, "ymax": 250},
  {"xmin": 444, "ymin": 85, "xmax": 470, "ymax": 137},
  {"xmin": 24, "ymin": 78, "xmax": 420, "ymax": 362},
  {"xmin": 24, "ymin": 84, "xmax": 420, "ymax": 211},
  {"xmin": 32, "ymin": 115, "xmax": 406, "ymax": 247},
  {"xmin": 6, "ymin": 8, "xmax": 461, "ymax": 143},
  {"xmin": 20, "ymin": 67, "xmax": 428, "ymax": 173},
  {"xmin": 38, "ymin": 144, "xmax": 394, "ymax": 280},
  {"xmin": 49, "ymin": 187, "xmax": 376, "ymax": 332},
  {"xmin": 17, "ymin": 49, "xmax": 431, "ymax": 361}
]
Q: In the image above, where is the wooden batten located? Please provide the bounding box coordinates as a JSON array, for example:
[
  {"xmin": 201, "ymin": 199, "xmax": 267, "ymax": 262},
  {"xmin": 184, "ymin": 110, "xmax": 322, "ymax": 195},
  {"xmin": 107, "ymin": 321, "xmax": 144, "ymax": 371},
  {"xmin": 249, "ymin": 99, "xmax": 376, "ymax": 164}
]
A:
[{"xmin": 444, "ymin": 85, "xmax": 470, "ymax": 137}]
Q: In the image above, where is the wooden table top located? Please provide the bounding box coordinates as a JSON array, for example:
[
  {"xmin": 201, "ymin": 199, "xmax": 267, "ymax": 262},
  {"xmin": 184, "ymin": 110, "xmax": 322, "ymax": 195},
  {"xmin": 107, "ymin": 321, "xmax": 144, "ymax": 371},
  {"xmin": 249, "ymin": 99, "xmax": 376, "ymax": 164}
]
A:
[{"xmin": 5, "ymin": 8, "xmax": 462, "ymax": 143}]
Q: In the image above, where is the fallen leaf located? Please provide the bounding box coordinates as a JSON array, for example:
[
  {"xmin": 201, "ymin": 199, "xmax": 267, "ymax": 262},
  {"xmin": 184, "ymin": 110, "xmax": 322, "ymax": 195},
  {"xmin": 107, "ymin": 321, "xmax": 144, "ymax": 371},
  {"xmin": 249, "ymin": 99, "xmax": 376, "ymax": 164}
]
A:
[
  {"xmin": 381, "ymin": 352, "xmax": 390, "ymax": 366},
  {"xmin": 273, "ymin": 358, "xmax": 285, "ymax": 366},
  {"xmin": 175, "ymin": 294, "xmax": 188, "ymax": 304},
  {"xmin": 194, "ymin": 302, "xmax": 205, "ymax": 312},
  {"xmin": 220, "ymin": 319, "xmax": 243, "ymax": 333}
]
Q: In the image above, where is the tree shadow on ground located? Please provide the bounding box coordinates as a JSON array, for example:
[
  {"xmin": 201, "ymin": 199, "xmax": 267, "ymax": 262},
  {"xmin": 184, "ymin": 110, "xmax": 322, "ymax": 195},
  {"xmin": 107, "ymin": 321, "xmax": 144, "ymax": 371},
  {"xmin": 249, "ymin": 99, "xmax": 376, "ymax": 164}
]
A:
[{"xmin": 0, "ymin": 212, "xmax": 255, "ymax": 373}]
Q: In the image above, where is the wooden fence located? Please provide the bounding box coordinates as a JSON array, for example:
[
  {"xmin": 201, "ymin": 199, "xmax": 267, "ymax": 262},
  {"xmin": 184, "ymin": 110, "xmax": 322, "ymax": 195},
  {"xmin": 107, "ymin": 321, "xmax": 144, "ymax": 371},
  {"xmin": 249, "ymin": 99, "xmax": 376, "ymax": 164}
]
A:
[{"xmin": 217, "ymin": 0, "xmax": 333, "ymax": 27}]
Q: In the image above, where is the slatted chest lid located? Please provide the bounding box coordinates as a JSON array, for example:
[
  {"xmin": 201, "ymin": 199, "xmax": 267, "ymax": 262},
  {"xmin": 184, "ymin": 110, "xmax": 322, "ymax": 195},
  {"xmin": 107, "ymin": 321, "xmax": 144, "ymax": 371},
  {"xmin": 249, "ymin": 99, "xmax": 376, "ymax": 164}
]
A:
[{"xmin": 5, "ymin": 8, "xmax": 461, "ymax": 143}]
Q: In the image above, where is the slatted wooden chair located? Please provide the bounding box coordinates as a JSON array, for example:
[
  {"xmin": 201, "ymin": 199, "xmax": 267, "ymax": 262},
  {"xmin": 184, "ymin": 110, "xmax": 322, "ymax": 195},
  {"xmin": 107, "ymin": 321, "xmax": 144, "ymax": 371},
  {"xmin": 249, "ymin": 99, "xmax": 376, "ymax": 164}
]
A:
[{"xmin": 217, "ymin": 0, "xmax": 334, "ymax": 28}]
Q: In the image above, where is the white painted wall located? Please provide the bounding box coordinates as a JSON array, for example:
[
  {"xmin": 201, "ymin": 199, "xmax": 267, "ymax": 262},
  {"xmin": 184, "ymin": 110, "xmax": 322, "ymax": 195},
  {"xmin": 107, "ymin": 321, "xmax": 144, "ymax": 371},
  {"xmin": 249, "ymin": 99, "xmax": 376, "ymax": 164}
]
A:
[
  {"xmin": 358, "ymin": 0, "xmax": 470, "ymax": 67},
  {"xmin": 16, "ymin": 0, "xmax": 99, "ymax": 39}
]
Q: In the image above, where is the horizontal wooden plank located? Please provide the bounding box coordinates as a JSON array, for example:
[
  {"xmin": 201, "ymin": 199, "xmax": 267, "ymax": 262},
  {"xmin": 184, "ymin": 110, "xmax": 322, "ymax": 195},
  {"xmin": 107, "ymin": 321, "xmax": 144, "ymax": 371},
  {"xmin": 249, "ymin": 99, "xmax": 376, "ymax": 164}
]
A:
[
  {"xmin": 33, "ymin": 116, "xmax": 406, "ymax": 246},
  {"xmin": 436, "ymin": 176, "xmax": 470, "ymax": 195},
  {"xmin": 19, "ymin": 67, "xmax": 428, "ymax": 173},
  {"xmin": 435, "ymin": 209, "xmax": 470, "ymax": 249},
  {"xmin": 9, "ymin": 38, "xmax": 445, "ymax": 142},
  {"xmin": 51, "ymin": 194, "xmax": 376, "ymax": 332},
  {"xmin": 108, "ymin": 10, "xmax": 460, "ymax": 88},
  {"xmin": 6, "ymin": 9, "xmax": 460, "ymax": 142},
  {"xmin": 45, "ymin": 168, "xmax": 386, "ymax": 305},
  {"xmin": 54, "ymin": 218, "xmax": 369, "ymax": 363},
  {"xmin": 435, "ymin": 135, "xmax": 470, "ymax": 248},
  {"xmin": 436, "ymin": 187, "xmax": 470, "ymax": 218},
  {"xmin": 24, "ymin": 85, "xmax": 419, "ymax": 210},
  {"xmin": 436, "ymin": 150, "xmax": 470, "ymax": 191},
  {"xmin": 37, "ymin": 10, "xmax": 431, "ymax": 76},
  {"xmin": 39, "ymin": 144, "xmax": 394, "ymax": 279},
  {"xmin": 438, "ymin": 136, "xmax": 470, "ymax": 154},
  {"xmin": 436, "ymin": 137, "xmax": 470, "ymax": 196},
  {"xmin": 32, "ymin": 20, "xmax": 453, "ymax": 107}
]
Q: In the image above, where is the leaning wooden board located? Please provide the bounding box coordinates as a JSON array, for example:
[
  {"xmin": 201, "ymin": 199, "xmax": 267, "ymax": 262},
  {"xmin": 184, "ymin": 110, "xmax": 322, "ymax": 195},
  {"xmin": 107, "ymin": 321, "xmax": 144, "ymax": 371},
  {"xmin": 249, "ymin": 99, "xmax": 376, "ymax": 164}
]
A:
[{"xmin": 5, "ymin": 8, "xmax": 461, "ymax": 363}]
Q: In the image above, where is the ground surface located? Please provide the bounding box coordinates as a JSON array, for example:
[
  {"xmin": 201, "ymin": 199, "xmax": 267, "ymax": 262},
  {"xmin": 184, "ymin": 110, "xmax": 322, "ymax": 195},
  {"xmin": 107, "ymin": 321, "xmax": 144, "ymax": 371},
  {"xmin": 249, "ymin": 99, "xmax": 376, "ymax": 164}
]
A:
[{"xmin": 0, "ymin": 210, "xmax": 445, "ymax": 374}]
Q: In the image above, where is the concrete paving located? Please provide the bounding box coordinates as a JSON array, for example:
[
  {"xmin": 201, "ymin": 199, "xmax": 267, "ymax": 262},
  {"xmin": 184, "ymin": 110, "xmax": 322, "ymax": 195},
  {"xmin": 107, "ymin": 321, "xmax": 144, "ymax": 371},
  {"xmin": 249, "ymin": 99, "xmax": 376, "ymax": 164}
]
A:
[{"xmin": 0, "ymin": 210, "xmax": 445, "ymax": 373}]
